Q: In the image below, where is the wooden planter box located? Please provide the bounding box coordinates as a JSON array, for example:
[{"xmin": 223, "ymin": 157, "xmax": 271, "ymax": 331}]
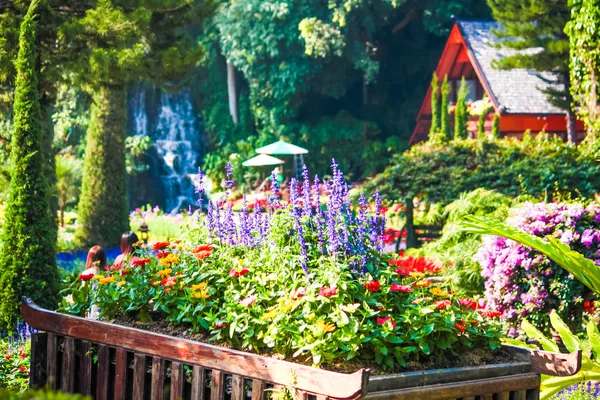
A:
[{"xmin": 22, "ymin": 300, "xmax": 580, "ymax": 400}]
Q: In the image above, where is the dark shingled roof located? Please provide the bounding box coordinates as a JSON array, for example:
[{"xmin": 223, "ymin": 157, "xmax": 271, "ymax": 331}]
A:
[{"xmin": 457, "ymin": 20, "xmax": 564, "ymax": 115}]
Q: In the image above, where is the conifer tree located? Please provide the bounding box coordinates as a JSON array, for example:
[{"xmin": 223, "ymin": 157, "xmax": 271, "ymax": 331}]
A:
[
  {"xmin": 454, "ymin": 78, "xmax": 469, "ymax": 140},
  {"xmin": 487, "ymin": 0, "xmax": 575, "ymax": 143},
  {"xmin": 478, "ymin": 111, "xmax": 486, "ymax": 137},
  {"xmin": 0, "ymin": 0, "xmax": 59, "ymax": 330},
  {"xmin": 491, "ymin": 112, "xmax": 500, "ymax": 138},
  {"xmin": 70, "ymin": 1, "xmax": 213, "ymax": 248},
  {"xmin": 440, "ymin": 75, "xmax": 451, "ymax": 141},
  {"xmin": 429, "ymin": 73, "xmax": 440, "ymax": 137}
]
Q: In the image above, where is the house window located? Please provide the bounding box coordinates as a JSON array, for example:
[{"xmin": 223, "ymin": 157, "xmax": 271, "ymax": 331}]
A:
[{"xmin": 452, "ymin": 79, "xmax": 478, "ymax": 103}]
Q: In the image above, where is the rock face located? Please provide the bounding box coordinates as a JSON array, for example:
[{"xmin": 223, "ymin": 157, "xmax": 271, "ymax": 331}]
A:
[{"xmin": 128, "ymin": 84, "xmax": 205, "ymax": 211}]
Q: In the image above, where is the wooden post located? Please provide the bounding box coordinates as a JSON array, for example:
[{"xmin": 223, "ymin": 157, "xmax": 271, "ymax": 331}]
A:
[{"xmin": 405, "ymin": 197, "xmax": 419, "ymax": 249}]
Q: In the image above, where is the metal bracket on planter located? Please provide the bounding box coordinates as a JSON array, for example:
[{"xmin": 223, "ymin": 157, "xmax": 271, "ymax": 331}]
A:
[{"xmin": 504, "ymin": 345, "xmax": 582, "ymax": 377}]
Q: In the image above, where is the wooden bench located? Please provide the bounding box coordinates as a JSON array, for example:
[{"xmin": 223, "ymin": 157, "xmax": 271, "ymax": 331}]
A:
[{"xmin": 395, "ymin": 224, "xmax": 443, "ymax": 252}]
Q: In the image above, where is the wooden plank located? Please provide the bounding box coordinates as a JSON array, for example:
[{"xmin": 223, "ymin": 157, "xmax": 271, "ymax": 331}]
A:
[
  {"xmin": 22, "ymin": 299, "xmax": 367, "ymax": 400},
  {"xmin": 497, "ymin": 393, "xmax": 510, "ymax": 400},
  {"xmin": 210, "ymin": 370, "xmax": 224, "ymax": 400},
  {"xmin": 79, "ymin": 342, "xmax": 93, "ymax": 396},
  {"xmin": 171, "ymin": 362, "xmax": 185, "ymax": 400},
  {"xmin": 95, "ymin": 345, "xmax": 110, "ymax": 400},
  {"xmin": 29, "ymin": 332, "xmax": 47, "ymax": 388},
  {"xmin": 133, "ymin": 354, "xmax": 146, "ymax": 400},
  {"xmin": 151, "ymin": 357, "xmax": 164, "ymax": 400},
  {"xmin": 515, "ymin": 390, "xmax": 527, "ymax": 400},
  {"xmin": 60, "ymin": 337, "xmax": 75, "ymax": 392},
  {"xmin": 191, "ymin": 366, "xmax": 205, "ymax": 400},
  {"xmin": 46, "ymin": 333, "xmax": 57, "ymax": 390},
  {"xmin": 363, "ymin": 373, "xmax": 540, "ymax": 400},
  {"xmin": 114, "ymin": 348, "xmax": 128, "ymax": 400},
  {"xmin": 231, "ymin": 375, "xmax": 244, "ymax": 400},
  {"xmin": 251, "ymin": 380, "xmax": 265, "ymax": 400},
  {"xmin": 482, "ymin": 394, "xmax": 493, "ymax": 400}
]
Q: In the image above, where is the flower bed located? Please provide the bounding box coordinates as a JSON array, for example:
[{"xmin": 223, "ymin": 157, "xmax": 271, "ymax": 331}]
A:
[{"xmin": 61, "ymin": 162, "xmax": 503, "ymax": 371}]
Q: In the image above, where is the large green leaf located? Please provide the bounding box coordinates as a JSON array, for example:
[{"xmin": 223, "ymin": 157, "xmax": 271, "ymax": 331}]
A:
[
  {"xmin": 549, "ymin": 311, "xmax": 579, "ymax": 353},
  {"xmin": 520, "ymin": 320, "xmax": 559, "ymax": 353},
  {"xmin": 587, "ymin": 320, "xmax": 600, "ymax": 360}
]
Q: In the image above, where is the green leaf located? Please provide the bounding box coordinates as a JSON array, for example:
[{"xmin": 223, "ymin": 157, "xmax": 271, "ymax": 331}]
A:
[
  {"xmin": 502, "ymin": 338, "xmax": 539, "ymax": 350},
  {"xmin": 587, "ymin": 320, "xmax": 600, "ymax": 361},
  {"xmin": 229, "ymin": 321, "xmax": 237, "ymax": 339},
  {"xmin": 550, "ymin": 311, "xmax": 579, "ymax": 353},
  {"xmin": 420, "ymin": 307, "xmax": 434, "ymax": 315},
  {"xmin": 521, "ymin": 320, "xmax": 559, "ymax": 353},
  {"xmin": 422, "ymin": 323, "xmax": 435, "ymax": 335},
  {"xmin": 419, "ymin": 342, "xmax": 431, "ymax": 355}
]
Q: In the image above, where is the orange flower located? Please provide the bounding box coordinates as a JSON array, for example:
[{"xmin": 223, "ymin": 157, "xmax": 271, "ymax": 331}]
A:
[
  {"xmin": 161, "ymin": 277, "xmax": 177, "ymax": 287},
  {"xmin": 153, "ymin": 241, "xmax": 170, "ymax": 251},
  {"xmin": 454, "ymin": 322, "xmax": 466, "ymax": 332},
  {"xmin": 413, "ymin": 280, "xmax": 432, "ymax": 288}
]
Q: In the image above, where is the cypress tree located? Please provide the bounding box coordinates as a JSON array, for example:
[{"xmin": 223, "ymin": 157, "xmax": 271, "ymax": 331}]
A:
[
  {"xmin": 491, "ymin": 112, "xmax": 500, "ymax": 138},
  {"xmin": 478, "ymin": 109, "xmax": 487, "ymax": 137},
  {"xmin": 454, "ymin": 78, "xmax": 469, "ymax": 140},
  {"xmin": 429, "ymin": 73, "xmax": 440, "ymax": 137},
  {"xmin": 440, "ymin": 75, "xmax": 451, "ymax": 141},
  {"xmin": 0, "ymin": 0, "xmax": 59, "ymax": 330}
]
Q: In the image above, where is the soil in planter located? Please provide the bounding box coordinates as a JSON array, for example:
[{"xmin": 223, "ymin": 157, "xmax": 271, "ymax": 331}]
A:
[{"xmin": 111, "ymin": 316, "xmax": 522, "ymax": 376}]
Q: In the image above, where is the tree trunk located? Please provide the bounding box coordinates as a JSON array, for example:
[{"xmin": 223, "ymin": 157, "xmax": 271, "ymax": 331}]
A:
[
  {"xmin": 567, "ymin": 108, "xmax": 576, "ymax": 144},
  {"xmin": 404, "ymin": 197, "xmax": 419, "ymax": 250},
  {"xmin": 75, "ymin": 85, "xmax": 130, "ymax": 249},
  {"xmin": 227, "ymin": 62, "xmax": 238, "ymax": 125}
]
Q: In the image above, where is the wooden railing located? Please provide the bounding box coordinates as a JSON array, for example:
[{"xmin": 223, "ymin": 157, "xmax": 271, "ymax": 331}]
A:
[{"xmin": 23, "ymin": 299, "xmax": 368, "ymax": 400}]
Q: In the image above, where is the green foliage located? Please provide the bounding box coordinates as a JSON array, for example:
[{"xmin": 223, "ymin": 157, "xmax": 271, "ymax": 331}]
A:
[
  {"xmin": 418, "ymin": 189, "xmax": 516, "ymax": 295},
  {"xmin": 429, "ymin": 74, "xmax": 440, "ymax": 137},
  {"xmin": 491, "ymin": 112, "xmax": 500, "ymax": 138},
  {"xmin": 75, "ymin": 86, "xmax": 129, "ymax": 249},
  {"xmin": 0, "ymin": 338, "xmax": 30, "ymax": 392},
  {"xmin": 0, "ymin": 389, "xmax": 89, "ymax": 400},
  {"xmin": 125, "ymin": 134, "xmax": 152, "ymax": 175},
  {"xmin": 440, "ymin": 75, "xmax": 451, "ymax": 141},
  {"xmin": 565, "ymin": 0, "xmax": 600, "ymax": 139},
  {"xmin": 0, "ymin": 0, "xmax": 59, "ymax": 331},
  {"xmin": 55, "ymin": 154, "xmax": 83, "ymax": 227},
  {"xmin": 454, "ymin": 77, "xmax": 469, "ymax": 140},
  {"xmin": 369, "ymin": 134, "xmax": 600, "ymax": 205}
]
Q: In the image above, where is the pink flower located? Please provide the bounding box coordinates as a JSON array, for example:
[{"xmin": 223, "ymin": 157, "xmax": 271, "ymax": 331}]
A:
[
  {"xmin": 229, "ymin": 268, "xmax": 250, "ymax": 278},
  {"xmin": 377, "ymin": 316, "xmax": 397, "ymax": 328},
  {"xmin": 433, "ymin": 300, "xmax": 452, "ymax": 309},
  {"xmin": 458, "ymin": 298, "xmax": 477, "ymax": 310},
  {"xmin": 240, "ymin": 295, "xmax": 257, "ymax": 307},
  {"xmin": 319, "ymin": 286, "xmax": 337, "ymax": 297},
  {"xmin": 390, "ymin": 283, "xmax": 413, "ymax": 293}
]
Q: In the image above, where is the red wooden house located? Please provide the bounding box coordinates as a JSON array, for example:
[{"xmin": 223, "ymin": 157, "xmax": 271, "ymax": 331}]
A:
[{"xmin": 410, "ymin": 20, "xmax": 584, "ymax": 144}]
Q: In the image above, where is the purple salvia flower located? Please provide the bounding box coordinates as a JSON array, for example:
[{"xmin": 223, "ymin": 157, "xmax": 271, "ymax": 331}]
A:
[
  {"xmin": 356, "ymin": 193, "xmax": 369, "ymax": 273},
  {"xmin": 224, "ymin": 162, "xmax": 234, "ymax": 196},
  {"xmin": 268, "ymin": 170, "xmax": 280, "ymax": 209},
  {"xmin": 239, "ymin": 195, "xmax": 252, "ymax": 247},
  {"xmin": 302, "ymin": 165, "xmax": 312, "ymax": 217},
  {"xmin": 195, "ymin": 167, "xmax": 206, "ymax": 210}
]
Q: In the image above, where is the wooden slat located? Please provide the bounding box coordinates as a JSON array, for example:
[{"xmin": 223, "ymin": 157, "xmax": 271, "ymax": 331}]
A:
[
  {"xmin": 231, "ymin": 375, "xmax": 244, "ymax": 400},
  {"xmin": 482, "ymin": 395, "xmax": 493, "ymax": 400},
  {"xmin": 46, "ymin": 333, "xmax": 57, "ymax": 390},
  {"xmin": 191, "ymin": 366, "xmax": 205, "ymax": 400},
  {"xmin": 363, "ymin": 373, "xmax": 540, "ymax": 400},
  {"xmin": 515, "ymin": 390, "xmax": 527, "ymax": 400},
  {"xmin": 210, "ymin": 370, "xmax": 224, "ymax": 400},
  {"xmin": 29, "ymin": 332, "xmax": 47, "ymax": 389},
  {"xmin": 316, "ymin": 396, "xmax": 329, "ymax": 400},
  {"xmin": 297, "ymin": 391, "xmax": 310, "ymax": 400},
  {"xmin": 463, "ymin": 397, "xmax": 475, "ymax": 400},
  {"xmin": 95, "ymin": 345, "xmax": 110, "ymax": 400},
  {"xmin": 497, "ymin": 392, "xmax": 510, "ymax": 400},
  {"xmin": 61, "ymin": 337, "xmax": 75, "ymax": 392},
  {"xmin": 133, "ymin": 354, "xmax": 146, "ymax": 400},
  {"xmin": 114, "ymin": 348, "xmax": 128, "ymax": 400},
  {"xmin": 151, "ymin": 357, "xmax": 164, "ymax": 400},
  {"xmin": 79, "ymin": 342, "xmax": 93, "ymax": 396},
  {"xmin": 171, "ymin": 362, "xmax": 185, "ymax": 400},
  {"xmin": 22, "ymin": 299, "xmax": 367, "ymax": 400},
  {"xmin": 251, "ymin": 380, "xmax": 265, "ymax": 400}
]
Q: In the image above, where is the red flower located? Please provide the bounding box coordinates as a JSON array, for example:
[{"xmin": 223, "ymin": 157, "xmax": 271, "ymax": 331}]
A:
[
  {"xmin": 363, "ymin": 280, "xmax": 381, "ymax": 292},
  {"xmin": 395, "ymin": 267, "xmax": 412, "ymax": 277},
  {"xmin": 161, "ymin": 277, "xmax": 177, "ymax": 287},
  {"xmin": 292, "ymin": 287, "xmax": 306, "ymax": 300},
  {"xmin": 480, "ymin": 310, "xmax": 502, "ymax": 318},
  {"xmin": 454, "ymin": 322, "xmax": 466, "ymax": 332},
  {"xmin": 19, "ymin": 366, "xmax": 26, "ymax": 373},
  {"xmin": 153, "ymin": 241, "xmax": 170, "ymax": 251},
  {"xmin": 194, "ymin": 251, "xmax": 212, "ymax": 260},
  {"xmin": 20, "ymin": 352, "xmax": 26, "ymax": 359},
  {"xmin": 132, "ymin": 258, "xmax": 151, "ymax": 268},
  {"xmin": 457, "ymin": 298, "xmax": 477, "ymax": 310},
  {"xmin": 229, "ymin": 268, "xmax": 249, "ymax": 278},
  {"xmin": 390, "ymin": 283, "xmax": 413, "ymax": 293},
  {"xmin": 471, "ymin": 321, "xmax": 479, "ymax": 326},
  {"xmin": 156, "ymin": 251, "xmax": 170, "ymax": 259},
  {"xmin": 5, "ymin": 356, "xmax": 9, "ymax": 360},
  {"xmin": 79, "ymin": 271, "xmax": 95, "ymax": 281},
  {"xmin": 433, "ymin": 300, "xmax": 452, "ymax": 309},
  {"xmin": 194, "ymin": 244, "xmax": 213, "ymax": 253},
  {"xmin": 584, "ymin": 301, "xmax": 592, "ymax": 308},
  {"xmin": 213, "ymin": 321, "xmax": 228, "ymax": 329},
  {"xmin": 319, "ymin": 286, "xmax": 337, "ymax": 297},
  {"xmin": 377, "ymin": 316, "xmax": 397, "ymax": 328}
]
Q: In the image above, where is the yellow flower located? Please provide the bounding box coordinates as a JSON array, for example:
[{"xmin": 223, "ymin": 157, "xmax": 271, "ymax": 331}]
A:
[
  {"xmin": 159, "ymin": 253, "xmax": 179, "ymax": 267},
  {"xmin": 340, "ymin": 303, "xmax": 360, "ymax": 313},
  {"xmin": 315, "ymin": 320, "xmax": 336, "ymax": 334},
  {"xmin": 117, "ymin": 281, "xmax": 126, "ymax": 287},
  {"xmin": 157, "ymin": 268, "xmax": 172, "ymax": 278},
  {"xmin": 98, "ymin": 276, "xmax": 116, "ymax": 285},
  {"xmin": 306, "ymin": 312, "xmax": 316, "ymax": 321},
  {"xmin": 429, "ymin": 287, "xmax": 449, "ymax": 297},
  {"xmin": 262, "ymin": 308, "xmax": 279, "ymax": 320},
  {"xmin": 192, "ymin": 290, "xmax": 210, "ymax": 299},
  {"xmin": 191, "ymin": 282, "xmax": 208, "ymax": 292},
  {"xmin": 410, "ymin": 272, "xmax": 425, "ymax": 279},
  {"xmin": 93, "ymin": 275, "xmax": 103, "ymax": 280}
]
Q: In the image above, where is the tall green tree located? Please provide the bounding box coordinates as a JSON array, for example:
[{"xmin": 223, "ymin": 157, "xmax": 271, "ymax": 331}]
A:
[
  {"xmin": 429, "ymin": 73, "xmax": 440, "ymax": 137},
  {"xmin": 565, "ymin": 0, "xmax": 600, "ymax": 141},
  {"xmin": 0, "ymin": 0, "xmax": 59, "ymax": 330},
  {"xmin": 454, "ymin": 78, "xmax": 469, "ymax": 140},
  {"xmin": 67, "ymin": 0, "xmax": 213, "ymax": 248},
  {"xmin": 491, "ymin": 112, "xmax": 500, "ymax": 138},
  {"xmin": 440, "ymin": 75, "xmax": 451, "ymax": 141},
  {"xmin": 487, "ymin": 0, "xmax": 576, "ymax": 143}
]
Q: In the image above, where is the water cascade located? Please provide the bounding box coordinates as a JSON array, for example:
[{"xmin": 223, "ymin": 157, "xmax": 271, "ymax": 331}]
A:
[{"xmin": 129, "ymin": 85, "xmax": 204, "ymax": 212}]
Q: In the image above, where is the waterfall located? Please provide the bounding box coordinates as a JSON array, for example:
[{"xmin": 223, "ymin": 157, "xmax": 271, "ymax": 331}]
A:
[{"xmin": 130, "ymin": 85, "xmax": 203, "ymax": 212}]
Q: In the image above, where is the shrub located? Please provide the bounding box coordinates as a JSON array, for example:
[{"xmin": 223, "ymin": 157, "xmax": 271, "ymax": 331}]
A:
[
  {"xmin": 0, "ymin": 0, "xmax": 59, "ymax": 331},
  {"xmin": 475, "ymin": 201, "xmax": 600, "ymax": 333},
  {"xmin": 0, "ymin": 389, "xmax": 89, "ymax": 399},
  {"xmin": 60, "ymin": 162, "xmax": 502, "ymax": 370},
  {"xmin": 0, "ymin": 337, "xmax": 30, "ymax": 392}
]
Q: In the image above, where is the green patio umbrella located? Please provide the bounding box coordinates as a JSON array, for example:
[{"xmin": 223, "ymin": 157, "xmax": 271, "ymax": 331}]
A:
[
  {"xmin": 255, "ymin": 140, "xmax": 308, "ymax": 155},
  {"xmin": 242, "ymin": 154, "xmax": 285, "ymax": 167}
]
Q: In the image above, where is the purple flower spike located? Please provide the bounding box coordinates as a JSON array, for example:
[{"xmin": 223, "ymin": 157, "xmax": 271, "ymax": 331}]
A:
[{"xmin": 302, "ymin": 165, "xmax": 312, "ymax": 218}]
